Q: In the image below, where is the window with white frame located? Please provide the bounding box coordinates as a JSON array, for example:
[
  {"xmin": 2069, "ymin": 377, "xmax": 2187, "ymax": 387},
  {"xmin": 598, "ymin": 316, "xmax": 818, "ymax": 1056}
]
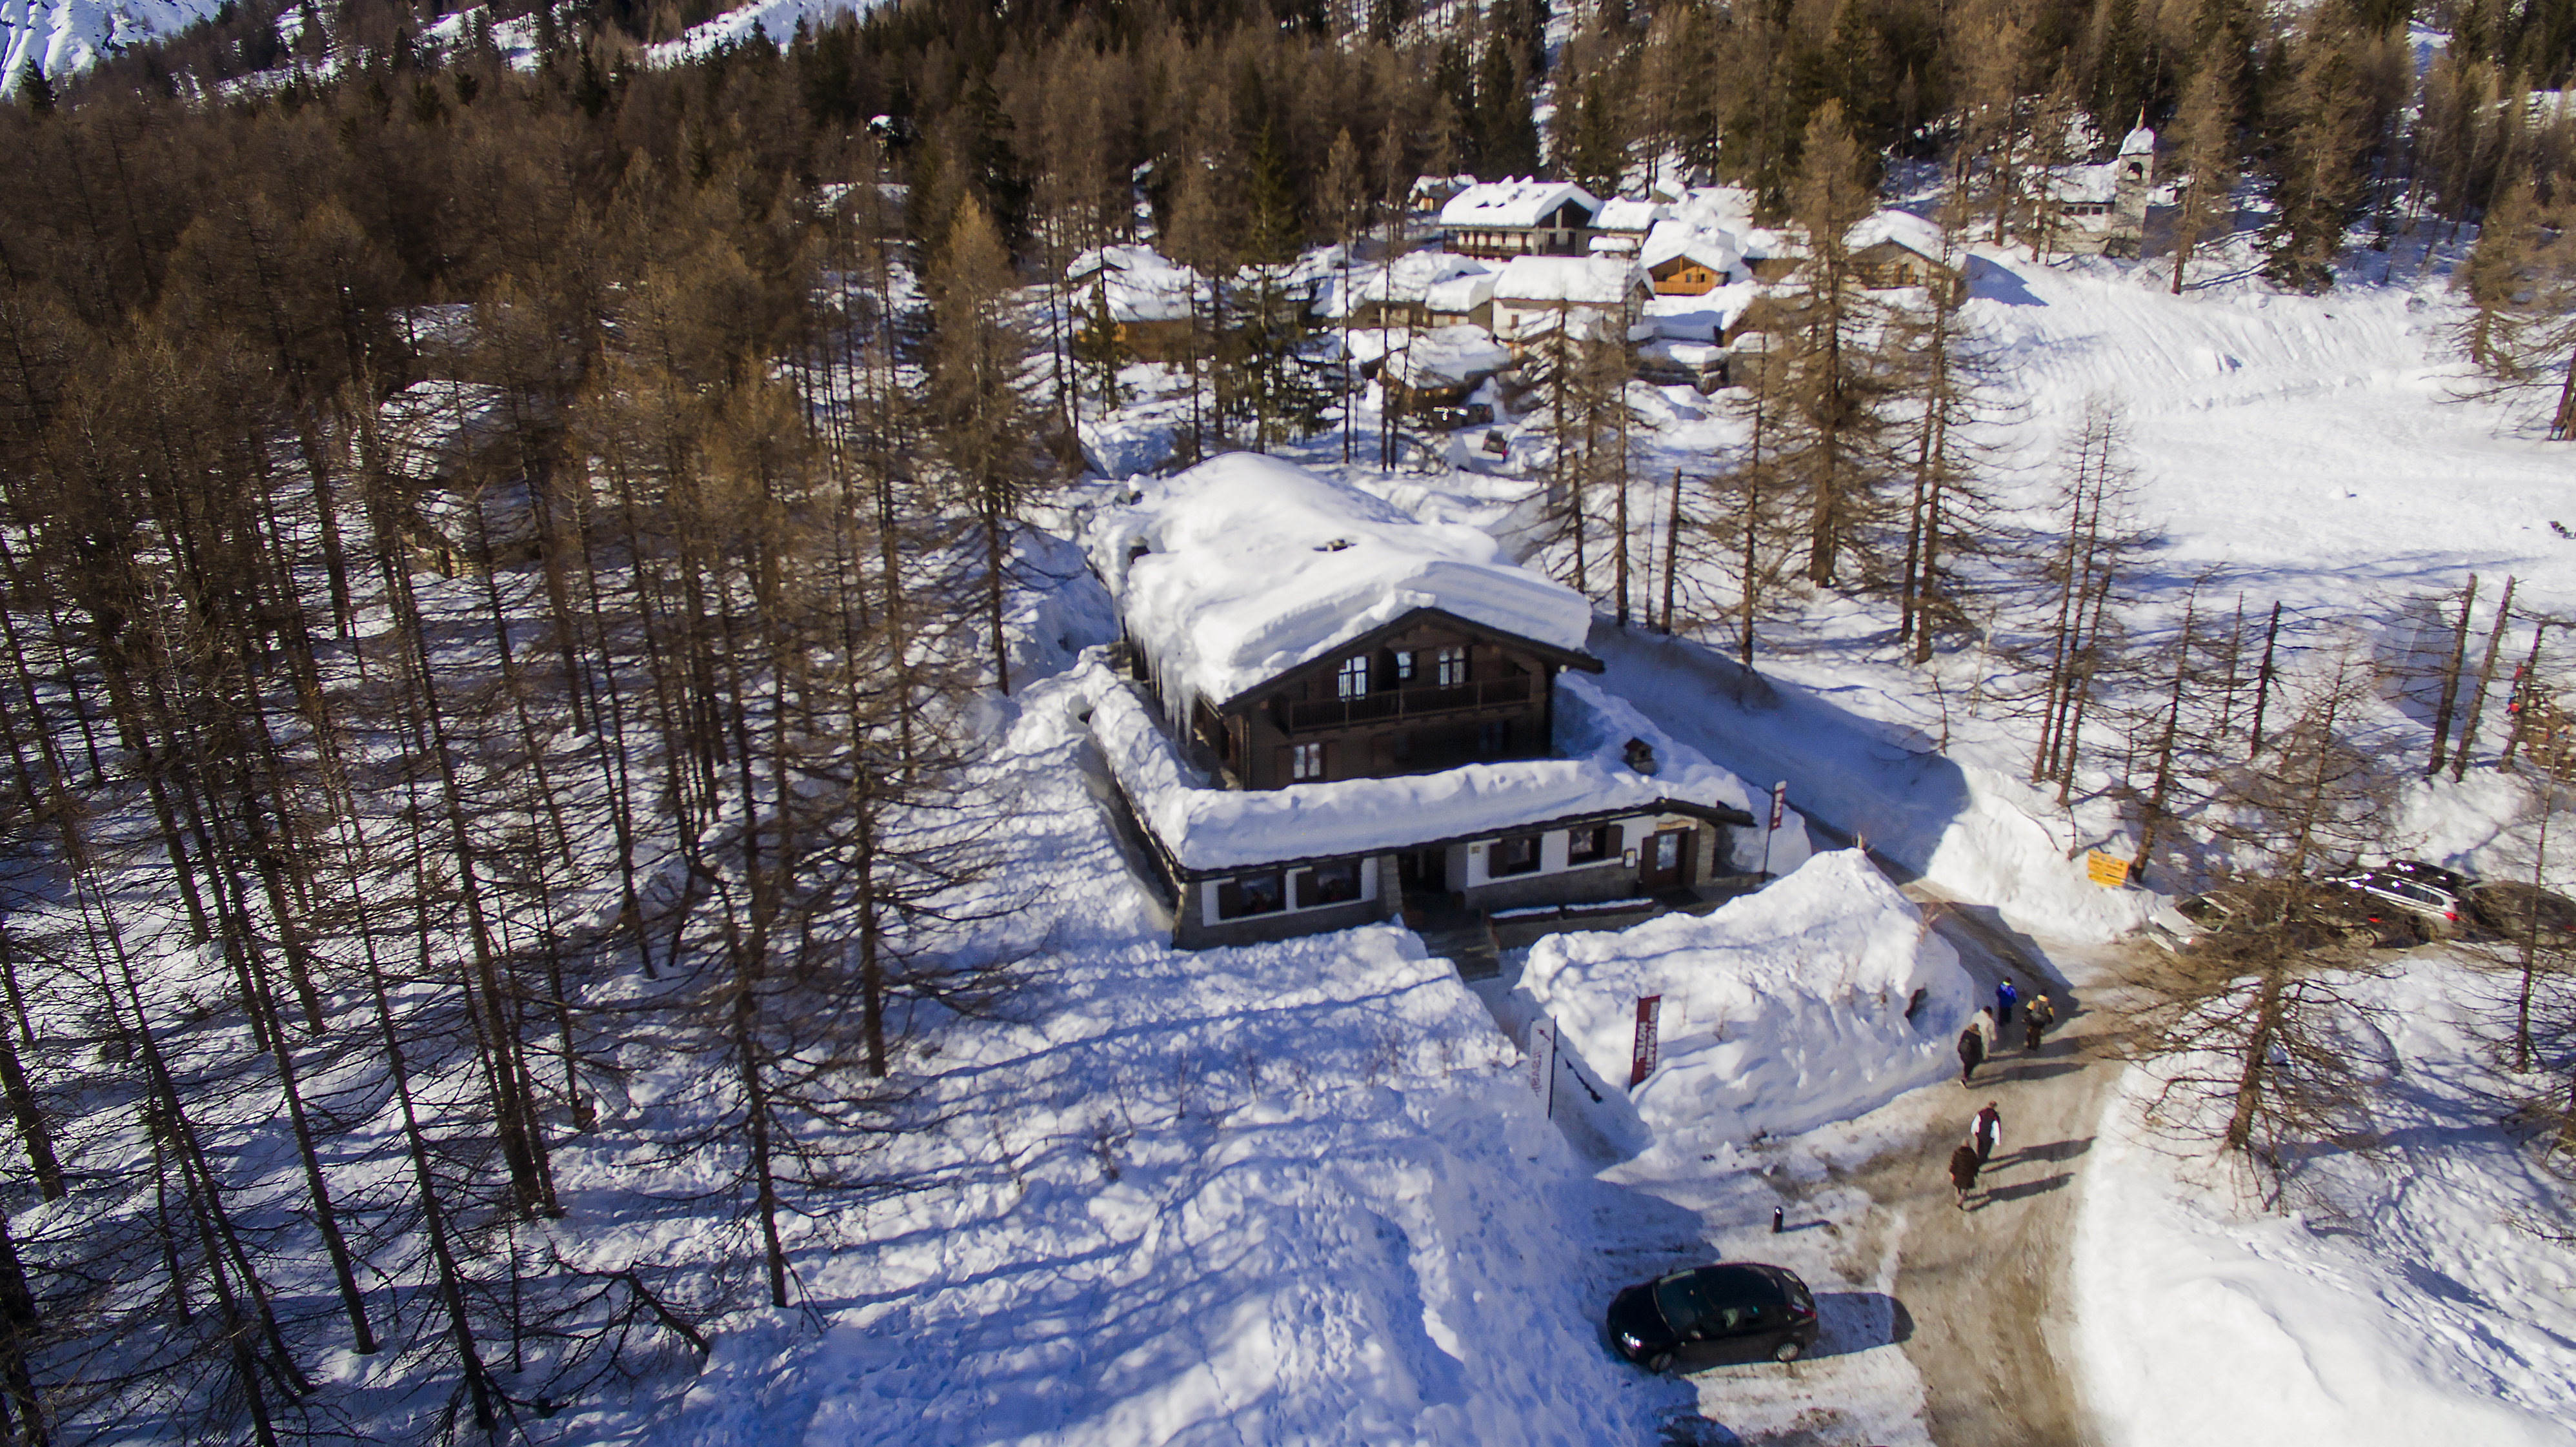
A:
[
  {"xmin": 1336, "ymin": 654, "xmax": 1371, "ymax": 698},
  {"xmin": 1290, "ymin": 742, "xmax": 1325, "ymax": 782}
]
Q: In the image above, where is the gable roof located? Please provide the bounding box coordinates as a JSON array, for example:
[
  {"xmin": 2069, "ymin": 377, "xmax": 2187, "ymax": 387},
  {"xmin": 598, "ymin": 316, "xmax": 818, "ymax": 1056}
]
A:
[
  {"xmin": 1067, "ymin": 244, "xmax": 1205, "ymax": 324},
  {"xmin": 1082, "ymin": 453, "xmax": 1595, "ymax": 718},
  {"xmin": 1844, "ymin": 210, "xmax": 1948, "ymax": 262},
  {"xmin": 1315, "ymin": 251, "xmax": 1495, "ymax": 319},
  {"xmin": 1639, "ymin": 219, "xmax": 1741, "ymax": 276},
  {"xmin": 1591, "ymin": 197, "xmax": 1673, "ymax": 233},
  {"xmin": 1439, "ymin": 178, "xmax": 1602, "ymax": 230},
  {"xmin": 1492, "ymin": 255, "xmax": 1647, "ymax": 305}
]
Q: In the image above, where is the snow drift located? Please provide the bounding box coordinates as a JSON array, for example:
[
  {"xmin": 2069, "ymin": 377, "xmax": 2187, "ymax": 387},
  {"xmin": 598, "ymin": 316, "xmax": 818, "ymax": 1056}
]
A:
[{"xmin": 1523, "ymin": 850, "xmax": 1976, "ymax": 1145}]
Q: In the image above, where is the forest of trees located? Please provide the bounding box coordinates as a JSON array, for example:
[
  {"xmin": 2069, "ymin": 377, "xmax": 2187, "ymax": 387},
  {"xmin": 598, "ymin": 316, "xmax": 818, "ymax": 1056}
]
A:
[{"xmin": 5, "ymin": 0, "xmax": 2576, "ymax": 1432}]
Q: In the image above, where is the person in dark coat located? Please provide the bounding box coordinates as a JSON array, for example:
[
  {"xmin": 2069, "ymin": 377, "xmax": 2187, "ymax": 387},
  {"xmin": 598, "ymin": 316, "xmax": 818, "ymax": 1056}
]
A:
[
  {"xmin": 1957, "ymin": 1025, "xmax": 1985, "ymax": 1086},
  {"xmin": 1948, "ymin": 1138, "xmax": 1981, "ymax": 1209},
  {"xmin": 1973, "ymin": 1101, "xmax": 2003, "ymax": 1165},
  {"xmin": 1996, "ymin": 978, "xmax": 2018, "ymax": 1029},
  {"xmin": 2024, "ymin": 993, "xmax": 2054, "ymax": 1052}
]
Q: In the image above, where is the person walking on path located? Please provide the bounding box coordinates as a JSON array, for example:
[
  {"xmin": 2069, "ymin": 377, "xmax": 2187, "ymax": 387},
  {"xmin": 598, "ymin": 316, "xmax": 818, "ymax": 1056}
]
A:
[
  {"xmin": 1958, "ymin": 1024, "xmax": 1986, "ymax": 1086},
  {"xmin": 1997, "ymin": 978, "xmax": 2018, "ymax": 1029},
  {"xmin": 1973, "ymin": 1101, "xmax": 2003, "ymax": 1165},
  {"xmin": 1949, "ymin": 1137, "xmax": 1982, "ymax": 1209},
  {"xmin": 2024, "ymin": 994, "xmax": 2055, "ymax": 1053},
  {"xmin": 1971, "ymin": 1007, "xmax": 1997, "ymax": 1051}
]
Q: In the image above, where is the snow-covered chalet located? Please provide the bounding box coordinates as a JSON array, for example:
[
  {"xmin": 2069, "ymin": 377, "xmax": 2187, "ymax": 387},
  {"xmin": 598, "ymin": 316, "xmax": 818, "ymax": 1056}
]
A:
[{"xmin": 1082, "ymin": 453, "xmax": 1772, "ymax": 950}]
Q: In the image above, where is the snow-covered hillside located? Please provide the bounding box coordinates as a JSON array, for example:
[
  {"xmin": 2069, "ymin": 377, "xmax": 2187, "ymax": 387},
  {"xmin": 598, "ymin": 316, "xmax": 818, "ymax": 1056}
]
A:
[{"xmin": 1, "ymin": 0, "xmax": 225, "ymax": 94}]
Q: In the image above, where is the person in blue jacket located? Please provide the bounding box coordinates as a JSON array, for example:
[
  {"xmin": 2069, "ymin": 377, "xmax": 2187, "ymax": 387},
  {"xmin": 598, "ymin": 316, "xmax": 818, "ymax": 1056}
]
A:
[{"xmin": 1996, "ymin": 978, "xmax": 2018, "ymax": 1029}]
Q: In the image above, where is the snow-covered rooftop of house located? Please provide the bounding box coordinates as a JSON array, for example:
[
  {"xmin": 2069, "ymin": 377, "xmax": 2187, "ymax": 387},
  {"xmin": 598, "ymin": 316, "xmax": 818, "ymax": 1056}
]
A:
[
  {"xmin": 1739, "ymin": 226, "xmax": 1806, "ymax": 261},
  {"xmin": 1639, "ymin": 219, "xmax": 1742, "ymax": 275},
  {"xmin": 1644, "ymin": 280, "xmax": 1758, "ymax": 340},
  {"xmin": 379, "ymin": 381, "xmax": 512, "ymax": 483},
  {"xmin": 1383, "ymin": 327, "xmax": 1513, "ymax": 389},
  {"xmin": 1424, "ymin": 270, "xmax": 1498, "ymax": 315},
  {"xmin": 1409, "ymin": 173, "xmax": 1478, "ymax": 203},
  {"xmin": 1083, "ymin": 660, "xmax": 1760, "ymax": 871},
  {"xmin": 1492, "ymin": 255, "xmax": 1645, "ymax": 305},
  {"xmin": 1591, "ymin": 197, "xmax": 1672, "ymax": 233},
  {"xmin": 1068, "ymin": 244, "xmax": 1205, "ymax": 324},
  {"xmin": 1081, "ymin": 453, "xmax": 1593, "ymax": 714},
  {"xmin": 1315, "ymin": 252, "xmax": 1494, "ymax": 319},
  {"xmin": 2118, "ymin": 125, "xmax": 2157, "ymax": 156},
  {"xmin": 1439, "ymin": 178, "xmax": 1601, "ymax": 230},
  {"xmin": 1846, "ymin": 210, "xmax": 1946, "ymax": 259}
]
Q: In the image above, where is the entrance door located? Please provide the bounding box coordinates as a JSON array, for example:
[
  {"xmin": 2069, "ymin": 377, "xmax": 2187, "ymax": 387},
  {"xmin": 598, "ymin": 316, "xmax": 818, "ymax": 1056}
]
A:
[{"xmin": 1639, "ymin": 828, "xmax": 1693, "ymax": 890}]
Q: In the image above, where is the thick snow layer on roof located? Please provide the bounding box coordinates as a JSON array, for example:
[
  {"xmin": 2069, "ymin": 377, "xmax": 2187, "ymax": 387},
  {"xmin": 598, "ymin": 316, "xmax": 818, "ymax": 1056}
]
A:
[
  {"xmin": 1591, "ymin": 197, "xmax": 1672, "ymax": 232},
  {"xmin": 2119, "ymin": 124, "xmax": 2158, "ymax": 156},
  {"xmin": 1643, "ymin": 280, "xmax": 1758, "ymax": 339},
  {"xmin": 1522, "ymin": 850, "xmax": 1968, "ymax": 1146},
  {"xmin": 1439, "ymin": 178, "xmax": 1601, "ymax": 230},
  {"xmin": 1639, "ymin": 218, "xmax": 1741, "ymax": 274},
  {"xmin": 1069, "ymin": 245, "xmax": 1205, "ymax": 324},
  {"xmin": 1846, "ymin": 210, "xmax": 1947, "ymax": 259},
  {"xmin": 1083, "ymin": 659, "xmax": 1782, "ymax": 871},
  {"xmin": 1738, "ymin": 226, "xmax": 1806, "ymax": 260},
  {"xmin": 379, "ymin": 381, "xmax": 511, "ymax": 483},
  {"xmin": 1425, "ymin": 272, "xmax": 1496, "ymax": 316},
  {"xmin": 2048, "ymin": 163, "xmax": 2122, "ymax": 205},
  {"xmin": 1083, "ymin": 454, "xmax": 1591, "ymax": 712},
  {"xmin": 1383, "ymin": 327, "xmax": 1513, "ymax": 389},
  {"xmin": 1492, "ymin": 256, "xmax": 1645, "ymax": 305},
  {"xmin": 1314, "ymin": 252, "xmax": 1493, "ymax": 319}
]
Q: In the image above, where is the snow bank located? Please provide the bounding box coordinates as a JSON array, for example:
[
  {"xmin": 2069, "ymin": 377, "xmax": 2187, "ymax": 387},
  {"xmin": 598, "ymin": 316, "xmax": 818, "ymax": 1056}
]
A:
[
  {"xmin": 2073, "ymin": 957, "xmax": 2576, "ymax": 1447},
  {"xmin": 1081, "ymin": 452, "xmax": 1594, "ymax": 715},
  {"xmin": 1524, "ymin": 851, "xmax": 1975, "ymax": 1146},
  {"xmin": 1083, "ymin": 654, "xmax": 1803, "ymax": 871}
]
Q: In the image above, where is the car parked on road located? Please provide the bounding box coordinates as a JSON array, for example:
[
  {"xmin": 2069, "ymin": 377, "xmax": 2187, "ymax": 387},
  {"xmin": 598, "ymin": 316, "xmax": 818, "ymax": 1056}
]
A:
[
  {"xmin": 1604, "ymin": 1262, "xmax": 1820, "ymax": 1373},
  {"xmin": 2328, "ymin": 867, "xmax": 2468, "ymax": 940},
  {"xmin": 2148, "ymin": 881, "xmax": 2413, "ymax": 953},
  {"xmin": 2467, "ymin": 881, "xmax": 2576, "ymax": 945},
  {"xmin": 2381, "ymin": 859, "xmax": 2477, "ymax": 895}
]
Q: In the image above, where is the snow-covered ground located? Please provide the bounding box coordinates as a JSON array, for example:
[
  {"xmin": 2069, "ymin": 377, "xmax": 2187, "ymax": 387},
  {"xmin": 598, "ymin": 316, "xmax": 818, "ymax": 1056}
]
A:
[
  {"xmin": 2, "ymin": 0, "xmax": 225, "ymax": 94},
  {"xmin": 2075, "ymin": 953, "xmax": 2576, "ymax": 1447}
]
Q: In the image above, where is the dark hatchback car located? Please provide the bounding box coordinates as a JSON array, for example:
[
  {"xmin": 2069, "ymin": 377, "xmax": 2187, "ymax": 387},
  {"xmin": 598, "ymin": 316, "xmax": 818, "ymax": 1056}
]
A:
[{"xmin": 1605, "ymin": 1262, "xmax": 1820, "ymax": 1372}]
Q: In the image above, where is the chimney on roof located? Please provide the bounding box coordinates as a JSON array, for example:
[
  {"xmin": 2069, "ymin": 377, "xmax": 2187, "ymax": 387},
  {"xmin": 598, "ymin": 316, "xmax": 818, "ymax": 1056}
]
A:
[{"xmin": 1623, "ymin": 738, "xmax": 1658, "ymax": 774}]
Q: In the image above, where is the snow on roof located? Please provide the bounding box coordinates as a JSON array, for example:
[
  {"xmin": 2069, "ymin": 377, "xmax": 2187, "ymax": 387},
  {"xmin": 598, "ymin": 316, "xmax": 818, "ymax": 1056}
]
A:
[
  {"xmin": 1316, "ymin": 252, "xmax": 1494, "ymax": 319},
  {"xmin": 1439, "ymin": 178, "xmax": 1602, "ymax": 230},
  {"xmin": 1082, "ymin": 453, "xmax": 1593, "ymax": 714},
  {"xmin": 1382, "ymin": 327, "xmax": 1513, "ymax": 389},
  {"xmin": 1591, "ymin": 197, "xmax": 1673, "ymax": 233},
  {"xmin": 1424, "ymin": 270, "xmax": 1498, "ymax": 315},
  {"xmin": 379, "ymin": 381, "xmax": 512, "ymax": 483},
  {"xmin": 1492, "ymin": 256, "xmax": 1646, "ymax": 305},
  {"xmin": 1639, "ymin": 219, "xmax": 1741, "ymax": 275},
  {"xmin": 1085, "ymin": 660, "xmax": 1757, "ymax": 872},
  {"xmin": 2049, "ymin": 163, "xmax": 2121, "ymax": 205},
  {"xmin": 1409, "ymin": 173, "xmax": 1478, "ymax": 201},
  {"xmin": 2119, "ymin": 125, "xmax": 2157, "ymax": 156},
  {"xmin": 1067, "ymin": 245, "xmax": 1206, "ymax": 325},
  {"xmin": 1845, "ymin": 210, "xmax": 1947, "ymax": 260},
  {"xmin": 1739, "ymin": 227, "xmax": 1806, "ymax": 261},
  {"xmin": 1643, "ymin": 280, "xmax": 1757, "ymax": 339}
]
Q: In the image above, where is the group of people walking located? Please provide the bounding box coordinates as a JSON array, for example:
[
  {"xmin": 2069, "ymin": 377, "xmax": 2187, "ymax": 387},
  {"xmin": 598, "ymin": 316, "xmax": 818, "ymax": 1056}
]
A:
[
  {"xmin": 1946, "ymin": 978, "xmax": 2058, "ymax": 1211},
  {"xmin": 1955, "ymin": 976, "xmax": 2053, "ymax": 1087}
]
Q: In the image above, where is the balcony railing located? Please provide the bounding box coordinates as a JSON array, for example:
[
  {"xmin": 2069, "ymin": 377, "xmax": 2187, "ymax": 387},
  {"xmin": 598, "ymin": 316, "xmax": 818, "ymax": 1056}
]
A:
[{"xmin": 1276, "ymin": 674, "xmax": 1533, "ymax": 733}]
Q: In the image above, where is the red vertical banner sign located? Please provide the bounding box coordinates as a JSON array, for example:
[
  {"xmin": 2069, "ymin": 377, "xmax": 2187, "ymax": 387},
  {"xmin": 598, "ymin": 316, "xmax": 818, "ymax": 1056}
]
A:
[
  {"xmin": 1629, "ymin": 995, "xmax": 1662, "ymax": 1088},
  {"xmin": 1761, "ymin": 781, "xmax": 1788, "ymax": 878}
]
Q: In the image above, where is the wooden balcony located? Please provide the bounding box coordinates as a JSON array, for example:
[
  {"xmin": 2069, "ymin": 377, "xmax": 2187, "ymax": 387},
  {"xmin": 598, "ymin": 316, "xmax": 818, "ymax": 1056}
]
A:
[{"xmin": 1275, "ymin": 674, "xmax": 1533, "ymax": 733}]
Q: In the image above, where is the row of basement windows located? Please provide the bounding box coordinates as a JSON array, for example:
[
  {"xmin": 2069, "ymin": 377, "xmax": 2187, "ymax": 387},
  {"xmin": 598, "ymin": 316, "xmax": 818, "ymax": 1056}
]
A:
[
  {"xmin": 1336, "ymin": 647, "xmax": 1468, "ymax": 699},
  {"xmin": 1205, "ymin": 824, "xmax": 1627, "ymax": 923}
]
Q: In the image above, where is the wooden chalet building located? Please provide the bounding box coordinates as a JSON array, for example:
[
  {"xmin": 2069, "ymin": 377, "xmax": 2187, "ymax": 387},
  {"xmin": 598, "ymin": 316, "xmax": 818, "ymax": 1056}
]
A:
[
  {"xmin": 1438, "ymin": 179, "xmax": 1602, "ymax": 259},
  {"xmin": 1083, "ymin": 453, "xmax": 1774, "ymax": 950}
]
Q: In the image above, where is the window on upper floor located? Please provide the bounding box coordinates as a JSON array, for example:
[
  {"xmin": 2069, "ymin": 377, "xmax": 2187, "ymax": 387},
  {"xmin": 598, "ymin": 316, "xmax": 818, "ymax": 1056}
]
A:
[
  {"xmin": 1337, "ymin": 654, "xmax": 1371, "ymax": 699},
  {"xmin": 1391, "ymin": 649, "xmax": 1416, "ymax": 683},
  {"xmin": 1435, "ymin": 645, "xmax": 1469, "ymax": 687}
]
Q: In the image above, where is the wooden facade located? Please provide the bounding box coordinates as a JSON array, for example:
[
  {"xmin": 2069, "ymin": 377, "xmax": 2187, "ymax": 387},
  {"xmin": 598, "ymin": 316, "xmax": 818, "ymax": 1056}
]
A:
[
  {"xmin": 1648, "ymin": 256, "xmax": 1725, "ymax": 295},
  {"xmin": 1145, "ymin": 608, "xmax": 1604, "ymax": 792},
  {"xmin": 1447, "ymin": 201, "xmax": 1597, "ymax": 259}
]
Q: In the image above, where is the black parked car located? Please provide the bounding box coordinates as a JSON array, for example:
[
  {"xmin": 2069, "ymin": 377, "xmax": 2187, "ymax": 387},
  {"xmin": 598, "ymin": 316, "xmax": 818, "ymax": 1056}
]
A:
[{"xmin": 1605, "ymin": 1262, "xmax": 1820, "ymax": 1372}]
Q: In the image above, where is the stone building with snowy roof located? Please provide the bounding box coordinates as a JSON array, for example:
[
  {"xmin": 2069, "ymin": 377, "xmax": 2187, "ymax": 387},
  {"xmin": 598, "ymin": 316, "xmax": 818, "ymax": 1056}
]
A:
[
  {"xmin": 1439, "ymin": 179, "xmax": 1602, "ymax": 259},
  {"xmin": 1067, "ymin": 244, "xmax": 1205, "ymax": 361},
  {"xmin": 1489, "ymin": 256, "xmax": 1651, "ymax": 353},
  {"xmin": 2040, "ymin": 125, "xmax": 2155, "ymax": 256},
  {"xmin": 1082, "ymin": 453, "xmax": 1768, "ymax": 949}
]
